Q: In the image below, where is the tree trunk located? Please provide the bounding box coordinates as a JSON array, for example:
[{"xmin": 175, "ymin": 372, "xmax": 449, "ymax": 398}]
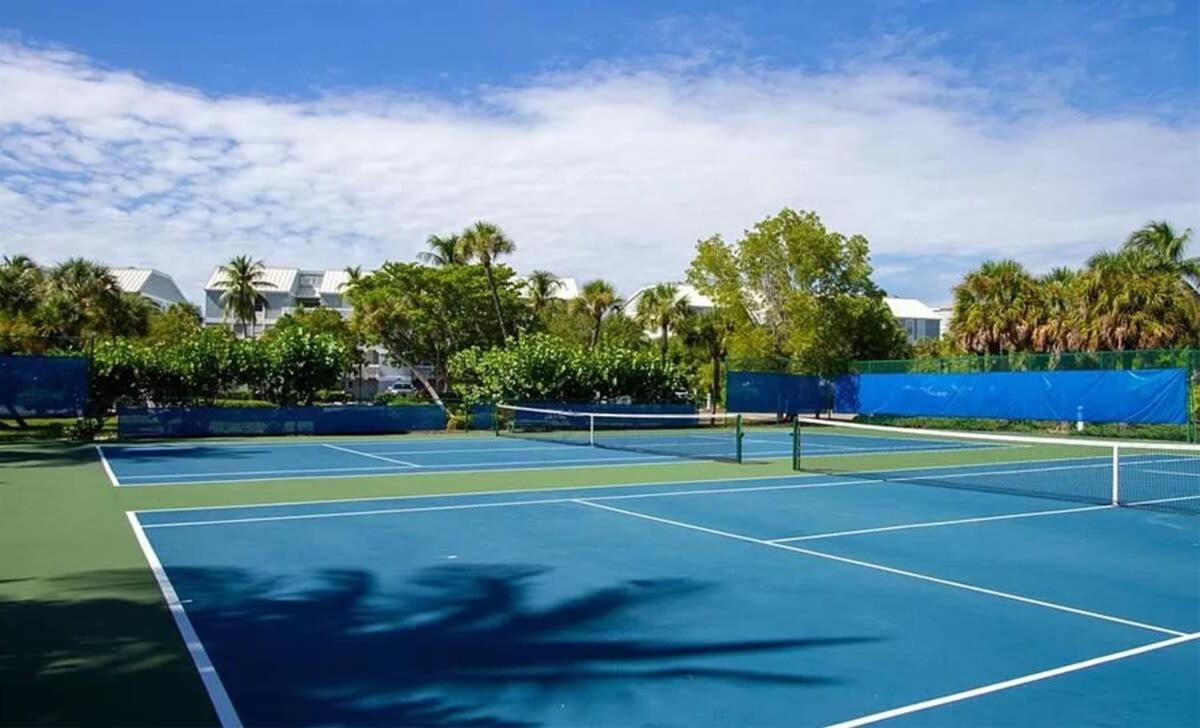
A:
[
  {"xmin": 483, "ymin": 263, "xmax": 509, "ymax": 343},
  {"xmin": 660, "ymin": 323, "xmax": 668, "ymax": 365},
  {"xmin": 590, "ymin": 315, "xmax": 601, "ymax": 349},
  {"xmin": 392, "ymin": 352, "xmax": 443, "ymax": 407}
]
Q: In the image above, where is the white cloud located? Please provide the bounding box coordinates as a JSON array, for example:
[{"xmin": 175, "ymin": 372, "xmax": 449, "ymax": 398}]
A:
[{"xmin": 0, "ymin": 40, "xmax": 1196, "ymax": 306}]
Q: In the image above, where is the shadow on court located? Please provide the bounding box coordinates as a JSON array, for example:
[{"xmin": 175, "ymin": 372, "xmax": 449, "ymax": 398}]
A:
[
  {"xmin": 0, "ymin": 570, "xmax": 217, "ymax": 727},
  {"xmin": 161, "ymin": 563, "xmax": 880, "ymax": 726}
]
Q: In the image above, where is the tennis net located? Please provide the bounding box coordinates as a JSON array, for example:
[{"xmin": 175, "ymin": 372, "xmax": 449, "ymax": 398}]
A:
[
  {"xmin": 792, "ymin": 417, "xmax": 1200, "ymax": 514},
  {"xmin": 495, "ymin": 404, "xmax": 786, "ymax": 463}
]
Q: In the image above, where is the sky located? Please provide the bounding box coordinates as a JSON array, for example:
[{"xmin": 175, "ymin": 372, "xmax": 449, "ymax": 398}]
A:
[{"xmin": 0, "ymin": 1, "xmax": 1196, "ymax": 307}]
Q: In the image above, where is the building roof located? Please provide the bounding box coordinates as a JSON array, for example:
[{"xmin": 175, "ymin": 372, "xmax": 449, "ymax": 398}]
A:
[
  {"xmin": 204, "ymin": 266, "xmax": 293, "ymax": 292},
  {"xmin": 621, "ymin": 283, "xmax": 714, "ymax": 317},
  {"xmin": 318, "ymin": 269, "xmax": 353, "ymax": 294},
  {"xmin": 110, "ymin": 267, "xmax": 189, "ymax": 306},
  {"xmin": 884, "ymin": 297, "xmax": 939, "ymax": 320}
]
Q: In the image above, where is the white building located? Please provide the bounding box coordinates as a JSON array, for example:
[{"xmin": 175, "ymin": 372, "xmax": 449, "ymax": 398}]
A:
[
  {"xmin": 620, "ymin": 284, "xmax": 714, "ymax": 338},
  {"xmin": 933, "ymin": 306, "xmax": 954, "ymax": 336},
  {"xmin": 621, "ymin": 283, "xmax": 713, "ymax": 318},
  {"xmin": 110, "ymin": 268, "xmax": 190, "ymax": 310},
  {"xmin": 884, "ymin": 297, "xmax": 942, "ymax": 343},
  {"xmin": 203, "ymin": 267, "xmax": 353, "ymax": 334}
]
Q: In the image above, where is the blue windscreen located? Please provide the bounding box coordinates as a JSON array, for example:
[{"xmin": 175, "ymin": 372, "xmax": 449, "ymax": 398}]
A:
[
  {"xmin": 725, "ymin": 372, "xmax": 825, "ymax": 416},
  {"xmin": 118, "ymin": 404, "xmax": 448, "ymax": 438},
  {"xmin": 0, "ymin": 355, "xmax": 88, "ymax": 418},
  {"xmin": 833, "ymin": 368, "xmax": 1188, "ymax": 425}
]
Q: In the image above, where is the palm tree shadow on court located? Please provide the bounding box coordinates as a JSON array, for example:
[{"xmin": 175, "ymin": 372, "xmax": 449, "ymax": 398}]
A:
[
  {"xmin": 3, "ymin": 566, "xmax": 881, "ymax": 726},
  {"xmin": 164, "ymin": 563, "xmax": 880, "ymax": 726}
]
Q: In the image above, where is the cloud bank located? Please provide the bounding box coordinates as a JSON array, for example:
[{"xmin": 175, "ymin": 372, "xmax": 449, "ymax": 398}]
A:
[{"xmin": 0, "ymin": 40, "xmax": 1195, "ymax": 304}]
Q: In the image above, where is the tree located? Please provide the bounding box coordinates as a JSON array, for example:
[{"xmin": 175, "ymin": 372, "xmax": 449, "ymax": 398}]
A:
[
  {"xmin": 682, "ymin": 309, "xmax": 735, "ymax": 411},
  {"xmin": 575, "ymin": 279, "xmax": 620, "ymax": 349},
  {"xmin": 148, "ymin": 302, "xmax": 203, "ymax": 343},
  {"xmin": 0, "ymin": 255, "xmax": 43, "ymax": 318},
  {"xmin": 524, "ymin": 271, "xmax": 562, "ymax": 314},
  {"xmin": 267, "ymin": 306, "xmax": 361, "ymax": 375},
  {"xmin": 216, "ymin": 256, "xmax": 270, "ymax": 338},
  {"xmin": 458, "ymin": 221, "xmax": 516, "ymax": 343},
  {"xmin": 417, "ymin": 234, "xmax": 467, "ymax": 267},
  {"xmin": 1076, "ymin": 249, "xmax": 1199, "ymax": 350},
  {"xmin": 37, "ymin": 258, "xmax": 133, "ymax": 342},
  {"xmin": 1124, "ymin": 221, "xmax": 1198, "ymax": 291},
  {"xmin": 634, "ymin": 283, "xmax": 694, "ymax": 365},
  {"xmin": 1031, "ymin": 267, "xmax": 1081, "ymax": 353},
  {"xmin": 687, "ymin": 209, "xmax": 907, "ymax": 376},
  {"xmin": 949, "ymin": 260, "xmax": 1040, "ymax": 355},
  {"xmin": 348, "ymin": 262, "xmax": 529, "ymax": 403}
]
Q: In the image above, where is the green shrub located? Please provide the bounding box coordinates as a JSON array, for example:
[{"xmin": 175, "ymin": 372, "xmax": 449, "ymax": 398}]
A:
[{"xmin": 449, "ymin": 334, "xmax": 689, "ymax": 404}]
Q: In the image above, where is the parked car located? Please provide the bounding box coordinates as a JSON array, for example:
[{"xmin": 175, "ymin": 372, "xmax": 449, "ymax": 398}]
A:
[{"xmin": 385, "ymin": 380, "xmax": 415, "ymax": 395}]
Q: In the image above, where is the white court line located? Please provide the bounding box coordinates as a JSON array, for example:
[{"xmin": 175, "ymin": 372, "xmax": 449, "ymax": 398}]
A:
[
  {"xmin": 95, "ymin": 445, "xmax": 120, "ymax": 486},
  {"xmin": 1128, "ymin": 493, "xmax": 1200, "ymax": 506},
  {"xmin": 826, "ymin": 631, "xmax": 1200, "ymax": 727},
  {"xmin": 134, "ymin": 472, "xmax": 824, "ymax": 513},
  {"xmin": 769, "ymin": 504, "xmax": 1113, "ymax": 542},
  {"xmin": 322, "ymin": 443, "xmax": 420, "ymax": 467},
  {"xmin": 125, "ymin": 513, "xmax": 242, "ymax": 727},
  {"xmin": 1139, "ymin": 468, "xmax": 1200, "ymax": 478},
  {"xmin": 573, "ymin": 499, "xmax": 1187, "ymax": 637},
  {"xmin": 116, "ymin": 452, "xmax": 681, "ymax": 483},
  {"xmin": 140, "ymin": 477, "xmax": 878, "ymax": 529}
]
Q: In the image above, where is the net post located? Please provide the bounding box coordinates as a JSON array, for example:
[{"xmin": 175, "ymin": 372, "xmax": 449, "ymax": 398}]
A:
[
  {"xmin": 588, "ymin": 414, "xmax": 596, "ymax": 447},
  {"xmin": 735, "ymin": 414, "xmax": 744, "ymax": 463},
  {"xmin": 1110, "ymin": 445, "xmax": 1120, "ymax": 506},
  {"xmin": 492, "ymin": 403, "xmax": 500, "ymax": 436},
  {"xmin": 792, "ymin": 418, "xmax": 801, "ymax": 471}
]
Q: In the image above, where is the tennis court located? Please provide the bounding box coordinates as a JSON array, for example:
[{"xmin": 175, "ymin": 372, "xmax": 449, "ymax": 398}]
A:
[{"xmin": 131, "ymin": 467, "xmax": 1199, "ymax": 727}]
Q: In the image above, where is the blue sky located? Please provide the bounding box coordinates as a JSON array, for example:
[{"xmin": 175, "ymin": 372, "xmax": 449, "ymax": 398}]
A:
[{"xmin": 0, "ymin": 1, "xmax": 1196, "ymax": 304}]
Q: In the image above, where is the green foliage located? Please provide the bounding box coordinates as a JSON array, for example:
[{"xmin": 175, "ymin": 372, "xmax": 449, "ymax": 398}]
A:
[
  {"xmin": 147, "ymin": 302, "xmax": 202, "ymax": 343},
  {"xmin": 87, "ymin": 327, "xmax": 350, "ymax": 416},
  {"xmin": 348, "ymin": 261, "xmax": 531, "ymax": 391},
  {"xmin": 687, "ymin": 208, "xmax": 908, "ymax": 376},
  {"xmin": 951, "ymin": 223, "xmax": 1200, "ymax": 355},
  {"xmin": 253, "ymin": 328, "xmax": 350, "ymax": 406},
  {"xmin": 449, "ymin": 334, "xmax": 688, "ymax": 403},
  {"xmin": 266, "ymin": 307, "xmax": 361, "ymax": 373},
  {"xmin": 537, "ymin": 300, "xmax": 645, "ymax": 350}
]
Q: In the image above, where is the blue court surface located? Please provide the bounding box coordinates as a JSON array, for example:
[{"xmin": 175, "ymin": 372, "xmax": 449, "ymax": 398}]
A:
[
  {"xmin": 99, "ymin": 429, "xmax": 991, "ymax": 486},
  {"xmin": 130, "ymin": 470, "xmax": 1200, "ymax": 727}
]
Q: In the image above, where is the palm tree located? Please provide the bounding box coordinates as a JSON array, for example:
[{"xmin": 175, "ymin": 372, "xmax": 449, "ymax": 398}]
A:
[
  {"xmin": 1077, "ymin": 249, "xmax": 1196, "ymax": 350},
  {"xmin": 458, "ymin": 221, "xmax": 516, "ymax": 342},
  {"xmin": 343, "ymin": 266, "xmax": 365, "ymax": 287},
  {"xmin": 683, "ymin": 309, "xmax": 735, "ymax": 412},
  {"xmin": 217, "ymin": 255, "xmax": 270, "ymax": 338},
  {"xmin": 1031, "ymin": 267, "xmax": 1081, "ymax": 353},
  {"xmin": 525, "ymin": 270, "xmax": 562, "ymax": 313},
  {"xmin": 575, "ymin": 279, "xmax": 620, "ymax": 349},
  {"xmin": 42, "ymin": 258, "xmax": 123, "ymax": 341},
  {"xmin": 98, "ymin": 292, "xmax": 157, "ymax": 339},
  {"xmin": 417, "ymin": 234, "xmax": 468, "ymax": 267},
  {"xmin": 1124, "ymin": 221, "xmax": 1198, "ymax": 293},
  {"xmin": 635, "ymin": 283, "xmax": 694, "ymax": 364},
  {"xmin": 0, "ymin": 255, "xmax": 44, "ymax": 317},
  {"xmin": 949, "ymin": 260, "xmax": 1039, "ymax": 355}
]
